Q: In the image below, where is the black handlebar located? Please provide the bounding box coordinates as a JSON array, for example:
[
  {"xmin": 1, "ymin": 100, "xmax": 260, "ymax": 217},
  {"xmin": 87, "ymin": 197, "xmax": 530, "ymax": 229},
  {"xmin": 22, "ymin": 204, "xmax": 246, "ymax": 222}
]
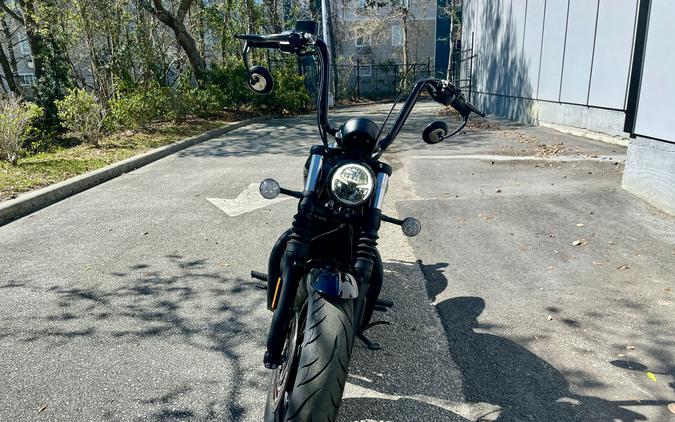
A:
[{"xmin": 236, "ymin": 26, "xmax": 484, "ymax": 154}]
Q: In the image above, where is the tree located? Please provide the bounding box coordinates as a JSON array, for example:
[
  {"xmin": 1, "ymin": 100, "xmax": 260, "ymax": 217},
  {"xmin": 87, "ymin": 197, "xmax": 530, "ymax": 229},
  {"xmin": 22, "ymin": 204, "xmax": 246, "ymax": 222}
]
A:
[
  {"xmin": 139, "ymin": 0, "xmax": 207, "ymax": 82},
  {"xmin": 1, "ymin": 0, "xmax": 72, "ymax": 121}
]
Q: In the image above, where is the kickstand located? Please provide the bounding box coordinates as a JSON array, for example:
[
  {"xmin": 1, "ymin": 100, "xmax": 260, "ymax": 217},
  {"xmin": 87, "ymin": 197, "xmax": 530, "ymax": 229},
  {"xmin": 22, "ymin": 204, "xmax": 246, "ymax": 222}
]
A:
[{"xmin": 357, "ymin": 332, "xmax": 381, "ymax": 350}]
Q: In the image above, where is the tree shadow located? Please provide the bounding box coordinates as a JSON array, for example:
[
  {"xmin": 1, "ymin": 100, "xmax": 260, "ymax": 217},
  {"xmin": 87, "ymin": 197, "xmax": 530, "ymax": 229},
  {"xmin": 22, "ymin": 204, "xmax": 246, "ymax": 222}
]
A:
[
  {"xmin": 0, "ymin": 255, "xmax": 268, "ymax": 421},
  {"xmin": 464, "ymin": 0, "xmax": 536, "ymax": 123},
  {"xmin": 419, "ymin": 262, "xmax": 653, "ymax": 422}
]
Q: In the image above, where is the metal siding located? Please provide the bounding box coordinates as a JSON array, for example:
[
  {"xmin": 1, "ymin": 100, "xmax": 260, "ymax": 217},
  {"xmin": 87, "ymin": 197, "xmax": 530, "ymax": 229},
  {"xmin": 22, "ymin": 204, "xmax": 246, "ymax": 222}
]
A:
[
  {"xmin": 510, "ymin": 0, "xmax": 528, "ymax": 97},
  {"xmin": 523, "ymin": 0, "xmax": 545, "ymax": 99},
  {"xmin": 560, "ymin": 0, "xmax": 598, "ymax": 104},
  {"xmin": 588, "ymin": 0, "xmax": 637, "ymax": 110},
  {"xmin": 634, "ymin": 0, "xmax": 675, "ymax": 141},
  {"xmin": 538, "ymin": 0, "xmax": 568, "ymax": 101}
]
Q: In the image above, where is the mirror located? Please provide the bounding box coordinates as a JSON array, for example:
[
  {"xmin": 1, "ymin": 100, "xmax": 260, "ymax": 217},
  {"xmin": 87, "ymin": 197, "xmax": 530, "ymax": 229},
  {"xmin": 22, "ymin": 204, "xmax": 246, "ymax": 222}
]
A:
[
  {"xmin": 247, "ymin": 66, "xmax": 274, "ymax": 95},
  {"xmin": 422, "ymin": 121, "xmax": 449, "ymax": 144}
]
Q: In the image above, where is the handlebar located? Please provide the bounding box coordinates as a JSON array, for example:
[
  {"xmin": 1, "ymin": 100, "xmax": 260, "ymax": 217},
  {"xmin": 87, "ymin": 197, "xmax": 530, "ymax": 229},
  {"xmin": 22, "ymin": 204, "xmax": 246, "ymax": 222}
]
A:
[{"xmin": 236, "ymin": 25, "xmax": 484, "ymax": 155}]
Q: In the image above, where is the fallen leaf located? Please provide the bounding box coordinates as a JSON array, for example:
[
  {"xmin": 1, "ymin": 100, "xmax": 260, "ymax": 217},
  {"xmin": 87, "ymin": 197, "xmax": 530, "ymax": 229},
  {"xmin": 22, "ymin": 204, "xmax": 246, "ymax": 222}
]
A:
[
  {"xmin": 617, "ymin": 353, "xmax": 625, "ymax": 357},
  {"xmin": 626, "ymin": 345, "xmax": 636, "ymax": 351},
  {"xmin": 547, "ymin": 266, "xmax": 554, "ymax": 271},
  {"xmin": 617, "ymin": 264, "xmax": 630, "ymax": 271},
  {"xmin": 37, "ymin": 405, "xmax": 47, "ymax": 413},
  {"xmin": 592, "ymin": 261, "xmax": 603, "ymax": 265},
  {"xmin": 608, "ymin": 241, "xmax": 615, "ymax": 245},
  {"xmin": 572, "ymin": 240, "xmax": 582, "ymax": 246},
  {"xmin": 576, "ymin": 223, "xmax": 585, "ymax": 227},
  {"xmin": 665, "ymin": 288, "xmax": 672, "ymax": 292},
  {"xmin": 547, "ymin": 315, "xmax": 554, "ymax": 321},
  {"xmin": 668, "ymin": 403, "xmax": 675, "ymax": 414},
  {"xmin": 646, "ymin": 372, "xmax": 657, "ymax": 382},
  {"xmin": 519, "ymin": 245, "xmax": 528, "ymax": 251},
  {"xmin": 141, "ymin": 232, "xmax": 148, "ymax": 236}
]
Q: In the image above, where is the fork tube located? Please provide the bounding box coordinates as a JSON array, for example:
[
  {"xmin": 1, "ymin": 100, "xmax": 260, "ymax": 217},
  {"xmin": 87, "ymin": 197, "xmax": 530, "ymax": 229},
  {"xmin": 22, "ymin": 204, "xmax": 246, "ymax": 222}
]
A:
[
  {"xmin": 371, "ymin": 173, "xmax": 389, "ymax": 211},
  {"xmin": 304, "ymin": 154, "xmax": 323, "ymax": 192}
]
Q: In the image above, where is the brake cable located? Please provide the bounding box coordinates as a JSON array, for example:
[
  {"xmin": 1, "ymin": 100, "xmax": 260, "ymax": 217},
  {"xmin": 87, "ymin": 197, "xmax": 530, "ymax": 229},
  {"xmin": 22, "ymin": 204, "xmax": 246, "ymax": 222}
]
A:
[{"xmin": 374, "ymin": 81, "xmax": 416, "ymax": 143}]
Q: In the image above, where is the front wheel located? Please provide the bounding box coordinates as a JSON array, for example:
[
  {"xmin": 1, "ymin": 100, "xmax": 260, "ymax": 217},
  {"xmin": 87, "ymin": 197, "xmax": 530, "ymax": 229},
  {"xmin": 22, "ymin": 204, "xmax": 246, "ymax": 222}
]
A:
[{"xmin": 265, "ymin": 287, "xmax": 355, "ymax": 421}]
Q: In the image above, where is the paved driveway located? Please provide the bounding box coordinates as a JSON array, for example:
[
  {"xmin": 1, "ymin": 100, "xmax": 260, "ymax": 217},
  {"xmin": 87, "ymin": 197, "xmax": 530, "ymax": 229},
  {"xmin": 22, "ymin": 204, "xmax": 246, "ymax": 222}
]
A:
[{"xmin": 1, "ymin": 103, "xmax": 673, "ymax": 421}]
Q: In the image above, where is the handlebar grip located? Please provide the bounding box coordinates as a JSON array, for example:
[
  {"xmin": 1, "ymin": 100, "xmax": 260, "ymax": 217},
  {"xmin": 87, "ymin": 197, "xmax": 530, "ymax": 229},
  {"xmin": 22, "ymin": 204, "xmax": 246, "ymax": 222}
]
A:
[
  {"xmin": 235, "ymin": 33, "xmax": 290, "ymax": 42},
  {"xmin": 235, "ymin": 33, "xmax": 290, "ymax": 49}
]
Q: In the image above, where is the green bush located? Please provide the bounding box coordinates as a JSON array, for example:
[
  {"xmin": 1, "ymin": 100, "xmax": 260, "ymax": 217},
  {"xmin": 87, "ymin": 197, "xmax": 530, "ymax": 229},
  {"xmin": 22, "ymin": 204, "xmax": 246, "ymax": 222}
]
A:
[
  {"xmin": 208, "ymin": 61, "xmax": 309, "ymax": 114},
  {"xmin": 105, "ymin": 62, "xmax": 308, "ymax": 131},
  {"xmin": 56, "ymin": 88, "xmax": 106, "ymax": 146},
  {"xmin": 0, "ymin": 96, "xmax": 43, "ymax": 165},
  {"xmin": 107, "ymin": 83, "xmax": 176, "ymax": 130}
]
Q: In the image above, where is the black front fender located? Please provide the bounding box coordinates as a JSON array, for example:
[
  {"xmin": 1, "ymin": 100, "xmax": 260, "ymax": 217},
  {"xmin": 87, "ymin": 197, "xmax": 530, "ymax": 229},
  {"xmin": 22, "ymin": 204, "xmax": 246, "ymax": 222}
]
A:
[{"xmin": 307, "ymin": 267, "xmax": 358, "ymax": 300}]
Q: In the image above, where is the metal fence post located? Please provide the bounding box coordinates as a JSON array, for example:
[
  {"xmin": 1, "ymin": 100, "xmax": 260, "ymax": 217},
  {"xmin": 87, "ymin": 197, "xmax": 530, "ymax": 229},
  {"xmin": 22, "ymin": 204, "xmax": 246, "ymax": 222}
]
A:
[
  {"xmin": 427, "ymin": 57, "xmax": 431, "ymax": 77},
  {"xmin": 468, "ymin": 32, "xmax": 474, "ymax": 101},
  {"xmin": 356, "ymin": 59, "xmax": 360, "ymax": 101}
]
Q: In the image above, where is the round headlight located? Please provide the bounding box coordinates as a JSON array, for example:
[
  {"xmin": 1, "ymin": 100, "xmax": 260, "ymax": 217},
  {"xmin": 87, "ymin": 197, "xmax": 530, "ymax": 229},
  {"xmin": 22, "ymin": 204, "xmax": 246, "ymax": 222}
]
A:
[{"xmin": 330, "ymin": 163, "xmax": 375, "ymax": 206}]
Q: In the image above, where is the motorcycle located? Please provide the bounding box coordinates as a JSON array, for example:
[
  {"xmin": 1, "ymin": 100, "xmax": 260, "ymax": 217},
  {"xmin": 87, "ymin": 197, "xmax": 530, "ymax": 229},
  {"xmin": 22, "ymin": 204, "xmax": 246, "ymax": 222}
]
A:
[{"xmin": 236, "ymin": 20, "xmax": 484, "ymax": 422}]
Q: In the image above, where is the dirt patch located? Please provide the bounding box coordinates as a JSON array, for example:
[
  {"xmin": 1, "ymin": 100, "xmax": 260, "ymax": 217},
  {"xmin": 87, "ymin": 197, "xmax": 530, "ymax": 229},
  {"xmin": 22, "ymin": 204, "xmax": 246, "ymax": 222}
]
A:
[{"xmin": 535, "ymin": 143, "xmax": 567, "ymax": 157}]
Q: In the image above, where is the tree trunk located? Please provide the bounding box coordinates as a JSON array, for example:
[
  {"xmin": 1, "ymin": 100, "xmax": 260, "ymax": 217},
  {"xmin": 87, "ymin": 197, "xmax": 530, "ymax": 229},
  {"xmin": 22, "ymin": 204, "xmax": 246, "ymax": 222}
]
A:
[
  {"xmin": 174, "ymin": 25, "xmax": 206, "ymax": 81},
  {"xmin": 0, "ymin": 42, "xmax": 20, "ymax": 94},
  {"xmin": 142, "ymin": 0, "xmax": 207, "ymax": 83},
  {"xmin": 245, "ymin": 0, "xmax": 256, "ymax": 33}
]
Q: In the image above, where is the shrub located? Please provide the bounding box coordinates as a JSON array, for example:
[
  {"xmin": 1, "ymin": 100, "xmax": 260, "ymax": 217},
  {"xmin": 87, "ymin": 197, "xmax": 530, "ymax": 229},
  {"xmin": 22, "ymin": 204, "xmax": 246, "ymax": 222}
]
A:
[
  {"xmin": 0, "ymin": 95, "xmax": 40, "ymax": 165},
  {"xmin": 208, "ymin": 61, "xmax": 309, "ymax": 114},
  {"xmin": 177, "ymin": 84, "xmax": 227, "ymax": 119},
  {"xmin": 107, "ymin": 83, "xmax": 177, "ymax": 129},
  {"xmin": 56, "ymin": 88, "xmax": 106, "ymax": 146}
]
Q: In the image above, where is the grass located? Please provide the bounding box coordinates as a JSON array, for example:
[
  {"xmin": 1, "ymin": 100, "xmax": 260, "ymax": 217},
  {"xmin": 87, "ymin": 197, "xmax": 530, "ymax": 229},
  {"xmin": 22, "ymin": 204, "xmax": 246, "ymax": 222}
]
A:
[{"xmin": 0, "ymin": 118, "xmax": 235, "ymax": 201}]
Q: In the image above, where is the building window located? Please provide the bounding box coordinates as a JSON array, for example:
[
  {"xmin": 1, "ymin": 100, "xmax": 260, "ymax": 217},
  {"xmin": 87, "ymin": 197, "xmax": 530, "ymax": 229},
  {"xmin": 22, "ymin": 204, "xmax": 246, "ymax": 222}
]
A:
[
  {"xmin": 19, "ymin": 38, "xmax": 30, "ymax": 55},
  {"xmin": 391, "ymin": 25, "xmax": 403, "ymax": 46},
  {"xmin": 355, "ymin": 31, "xmax": 371, "ymax": 47},
  {"xmin": 19, "ymin": 73, "xmax": 36, "ymax": 87}
]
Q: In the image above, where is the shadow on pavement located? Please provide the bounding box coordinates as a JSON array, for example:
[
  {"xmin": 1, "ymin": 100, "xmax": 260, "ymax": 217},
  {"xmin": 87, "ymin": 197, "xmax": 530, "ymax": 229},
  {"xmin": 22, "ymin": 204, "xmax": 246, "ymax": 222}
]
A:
[
  {"xmin": 339, "ymin": 398, "xmax": 471, "ymax": 422},
  {"xmin": 419, "ymin": 262, "xmax": 651, "ymax": 422},
  {"xmin": 1, "ymin": 255, "xmax": 267, "ymax": 421}
]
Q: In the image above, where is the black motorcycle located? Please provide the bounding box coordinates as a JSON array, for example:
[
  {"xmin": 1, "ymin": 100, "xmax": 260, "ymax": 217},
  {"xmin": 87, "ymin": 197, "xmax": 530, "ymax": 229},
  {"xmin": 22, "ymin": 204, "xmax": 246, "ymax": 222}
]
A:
[{"xmin": 236, "ymin": 20, "xmax": 483, "ymax": 422}]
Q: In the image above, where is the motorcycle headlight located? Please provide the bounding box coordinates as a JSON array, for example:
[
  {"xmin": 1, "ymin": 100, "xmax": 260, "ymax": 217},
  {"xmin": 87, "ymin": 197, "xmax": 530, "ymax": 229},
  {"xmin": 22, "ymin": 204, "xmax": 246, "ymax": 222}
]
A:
[{"xmin": 330, "ymin": 163, "xmax": 375, "ymax": 206}]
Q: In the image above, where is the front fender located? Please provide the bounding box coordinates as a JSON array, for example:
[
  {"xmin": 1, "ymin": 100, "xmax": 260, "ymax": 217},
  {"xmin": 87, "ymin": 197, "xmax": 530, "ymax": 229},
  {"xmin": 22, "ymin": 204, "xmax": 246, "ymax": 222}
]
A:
[{"xmin": 307, "ymin": 267, "xmax": 359, "ymax": 300}]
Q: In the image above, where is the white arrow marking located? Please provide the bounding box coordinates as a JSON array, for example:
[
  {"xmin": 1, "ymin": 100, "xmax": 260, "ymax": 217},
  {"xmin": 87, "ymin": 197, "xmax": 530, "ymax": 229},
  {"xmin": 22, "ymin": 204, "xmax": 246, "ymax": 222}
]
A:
[{"xmin": 206, "ymin": 183, "xmax": 291, "ymax": 217}]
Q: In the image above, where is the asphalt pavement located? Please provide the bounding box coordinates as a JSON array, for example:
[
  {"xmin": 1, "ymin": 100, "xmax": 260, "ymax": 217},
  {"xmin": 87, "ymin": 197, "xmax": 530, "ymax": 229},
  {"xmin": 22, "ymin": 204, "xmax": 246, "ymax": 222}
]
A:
[{"xmin": 1, "ymin": 103, "xmax": 673, "ymax": 421}]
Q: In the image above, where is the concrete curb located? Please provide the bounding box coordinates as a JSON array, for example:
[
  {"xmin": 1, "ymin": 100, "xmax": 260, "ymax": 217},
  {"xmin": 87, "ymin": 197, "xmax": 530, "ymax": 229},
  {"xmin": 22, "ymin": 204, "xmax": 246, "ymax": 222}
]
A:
[
  {"xmin": 539, "ymin": 121, "xmax": 629, "ymax": 147},
  {"xmin": 0, "ymin": 116, "xmax": 268, "ymax": 227}
]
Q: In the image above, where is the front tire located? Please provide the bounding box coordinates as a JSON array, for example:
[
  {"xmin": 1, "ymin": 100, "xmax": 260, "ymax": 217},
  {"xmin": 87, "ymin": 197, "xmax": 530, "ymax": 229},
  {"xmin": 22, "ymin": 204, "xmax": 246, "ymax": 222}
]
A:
[{"xmin": 265, "ymin": 287, "xmax": 355, "ymax": 422}]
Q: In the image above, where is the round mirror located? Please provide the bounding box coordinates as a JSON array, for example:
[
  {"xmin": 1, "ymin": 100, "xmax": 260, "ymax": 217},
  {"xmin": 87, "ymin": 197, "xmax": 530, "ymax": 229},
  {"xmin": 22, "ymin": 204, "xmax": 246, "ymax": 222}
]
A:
[
  {"xmin": 247, "ymin": 65, "xmax": 274, "ymax": 95},
  {"xmin": 422, "ymin": 121, "xmax": 449, "ymax": 144},
  {"xmin": 260, "ymin": 178, "xmax": 281, "ymax": 199},
  {"xmin": 401, "ymin": 217, "xmax": 421, "ymax": 237}
]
